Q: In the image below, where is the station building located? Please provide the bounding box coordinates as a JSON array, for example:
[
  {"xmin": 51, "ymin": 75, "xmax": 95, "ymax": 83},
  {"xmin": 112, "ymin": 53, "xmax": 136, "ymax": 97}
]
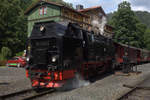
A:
[{"xmin": 25, "ymin": 0, "xmax": 114, "ymax": 38}]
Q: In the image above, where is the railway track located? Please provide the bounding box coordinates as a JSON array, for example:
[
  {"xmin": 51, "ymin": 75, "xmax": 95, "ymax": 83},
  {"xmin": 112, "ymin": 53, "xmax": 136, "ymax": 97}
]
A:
[
  {"xmin": 117, "ymin": 76, "xmax": 150, "ymax": 100},
  {"xmin": 0, "ymin": 88, "xmax": 55, "ymax": 100},
  {"xmin": 118, "ymin": 86, "xmax": 150, "ymax": 100}
]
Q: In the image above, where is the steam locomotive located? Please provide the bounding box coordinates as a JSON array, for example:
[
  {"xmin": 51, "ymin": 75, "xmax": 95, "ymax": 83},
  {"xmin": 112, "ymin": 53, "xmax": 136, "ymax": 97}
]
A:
[{"xmin": 26, "ymin": 21, "xmax": 150, "ymax": 90}]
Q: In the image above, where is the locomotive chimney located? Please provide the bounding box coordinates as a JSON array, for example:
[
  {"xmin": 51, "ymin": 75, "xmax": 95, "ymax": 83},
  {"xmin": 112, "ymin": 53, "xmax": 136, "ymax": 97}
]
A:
[{"xmin": 76, "ymin": 5, "xmax": 84, "ymax": 11}]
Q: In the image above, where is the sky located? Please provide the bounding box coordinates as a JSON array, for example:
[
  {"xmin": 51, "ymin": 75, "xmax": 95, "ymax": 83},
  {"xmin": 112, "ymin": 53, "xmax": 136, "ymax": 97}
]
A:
[{"xmin": 63, "ymin": 0, "xmax": 150, "ymax": 13}]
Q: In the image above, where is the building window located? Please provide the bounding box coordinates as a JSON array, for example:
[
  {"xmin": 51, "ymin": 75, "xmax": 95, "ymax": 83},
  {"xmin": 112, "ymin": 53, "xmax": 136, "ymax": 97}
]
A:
[
  {"xmin": 40, "ymin": 7, "xmax": 43, "ymax": 15},
  {"xmin": 39, "ymin": 6, "xmax": 47, "ymax": 15},
  {"xmin": 43, "ymin": 7, "xmax": 47, "ymax": 15}
]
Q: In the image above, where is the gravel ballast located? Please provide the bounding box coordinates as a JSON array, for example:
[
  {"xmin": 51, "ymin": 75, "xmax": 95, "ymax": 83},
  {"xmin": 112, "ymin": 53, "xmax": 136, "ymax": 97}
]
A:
[{"xmin": 0, "ymin": 67, "xmax": 31, "ymax": 95}]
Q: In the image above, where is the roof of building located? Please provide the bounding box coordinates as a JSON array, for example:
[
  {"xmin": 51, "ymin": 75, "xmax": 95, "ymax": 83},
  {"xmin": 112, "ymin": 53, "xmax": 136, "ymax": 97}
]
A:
[
  {"xmin": 24, "ymin": 0, "xmax": 62, "ymax": 15},
  {"xmin": 78, "ymin": 6, "xmax": 106, "ymax": 16},
  {"xmin": 24, "ymin": 0, "xmax": 89, "ymax": 17}
]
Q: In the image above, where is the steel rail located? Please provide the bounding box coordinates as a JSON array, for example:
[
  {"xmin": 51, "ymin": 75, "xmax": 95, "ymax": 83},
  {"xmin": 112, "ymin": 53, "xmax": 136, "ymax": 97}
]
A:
[
  {"xmin": 117, "ymin": 74, "xmax": 150, "ymax": 100},
  {"xmin": 0, "ymin": 88, "xmax": 55, "ymax": 100},
  {"xmin": 0, "ymin": 88, "xmax": 33, "ymax": 100},
  {"xmin": 23, "ymin": 89, "xmax": 55, "ymax": 100}
]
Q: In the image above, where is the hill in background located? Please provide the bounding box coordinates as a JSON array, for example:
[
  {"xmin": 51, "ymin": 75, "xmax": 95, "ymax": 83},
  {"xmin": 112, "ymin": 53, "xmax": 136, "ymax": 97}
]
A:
[{"xmin": 107, "ymin": 11, "xmax": 150, "ymax": 28}]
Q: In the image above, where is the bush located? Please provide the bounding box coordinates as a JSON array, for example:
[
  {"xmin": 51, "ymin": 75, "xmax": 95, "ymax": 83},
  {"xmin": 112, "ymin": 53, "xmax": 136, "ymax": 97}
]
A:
[
  {"xmin": 0, "ymin": 54, "xmax": 4, "ymax": 61},
  {"xmin": 0, "ymin": 47, "xmax": 12, "ymax": 60},
  {"xmin": 0, "ymin": 60, "xmax": 7, "ymax": 66},
  {"xmin": 16, "ymin": 51, "xmax": 24, "ymax": 57}
]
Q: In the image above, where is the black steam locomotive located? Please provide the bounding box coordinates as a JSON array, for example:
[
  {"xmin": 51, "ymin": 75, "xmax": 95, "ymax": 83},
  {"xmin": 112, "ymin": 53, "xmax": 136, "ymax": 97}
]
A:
[{"xmin": 26, "ymin": 21, "xmax": 114, "ymax": 89}]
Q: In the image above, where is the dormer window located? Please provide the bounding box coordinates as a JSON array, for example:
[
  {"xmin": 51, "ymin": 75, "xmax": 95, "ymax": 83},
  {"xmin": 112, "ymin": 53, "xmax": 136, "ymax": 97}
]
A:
[{"xmin": 39, "ymin": 6, "xmax": 47, "ymax": 15}]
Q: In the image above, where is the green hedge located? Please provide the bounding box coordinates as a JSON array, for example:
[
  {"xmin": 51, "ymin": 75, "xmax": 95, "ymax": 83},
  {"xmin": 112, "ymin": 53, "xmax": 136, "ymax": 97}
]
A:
[{"xmin": 16, "ymin": 51, "xmax": 24, "ymax": 57}]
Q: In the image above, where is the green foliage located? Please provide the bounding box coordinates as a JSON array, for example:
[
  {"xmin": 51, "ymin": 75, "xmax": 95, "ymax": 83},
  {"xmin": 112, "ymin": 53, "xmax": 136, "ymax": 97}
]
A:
[
  {"xmin": 0, "ymin": 47, "xmax": 12, "ymax": 60},
  {"xmin": 144, "ymin": 28, "xmax": 150, "ymax": 50},
  {"xmin": 107, "ymin": 11, "xmax": 150, "ymax": 29},
  {"xmin": 30, "ymin": 0, "xmax": 73, "ymax": 8},
  {"xmin": 0, "ymin": 0, "xmax": 27, "ymax": 56},
  {"xmin": 16, "ymin": 51, "xmax": 24, "ymax": 57},
  {"xmin": 136, "ymin": 23, "xmax": 147, "ymax": 48},
  {"xmin": 45, "ymin": 0, "xmax": 73, "ymax": 8},
  {"xmin": 107, "ymin": 13, "xmax": 113, "ymax": 23},
  {"xmin": 135, "ymin": 11, "xmax": 150, "ymax": 28},
  {"xmin": 0, "ymin": 0, "xmax": 72, "ymax": 58},
  {"xmin": 109, "ymin": 1, "xmax": 146, "ymax": 48},
  {"xmin": 118, "ymin": 1, "xmax": 131, "ymax": 10}
]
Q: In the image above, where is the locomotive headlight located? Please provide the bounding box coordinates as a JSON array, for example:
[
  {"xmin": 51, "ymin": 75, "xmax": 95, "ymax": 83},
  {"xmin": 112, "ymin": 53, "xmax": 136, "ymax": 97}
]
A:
[
  {"xmin": 52, "ymin": 57, "xmax": 56, "ymax": 62},
  {"xmin": 51, "ymin": 55, "xmax": 59, "ymax": 63},
  {"xmin": 26, "ymin": 57, "xmax": 30, "ymax": 62}
]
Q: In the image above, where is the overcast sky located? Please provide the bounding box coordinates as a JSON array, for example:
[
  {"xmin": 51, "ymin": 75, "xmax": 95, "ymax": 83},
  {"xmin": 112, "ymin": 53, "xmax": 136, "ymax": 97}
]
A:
[{"xmin": 63, "ymin": 0, "xmax": 150, "ymax": 13}]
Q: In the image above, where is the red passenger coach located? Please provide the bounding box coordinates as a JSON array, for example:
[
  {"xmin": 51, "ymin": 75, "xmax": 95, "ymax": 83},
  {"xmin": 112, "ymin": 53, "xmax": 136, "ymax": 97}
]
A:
[
  {"xmin": 136, "ymin": 49, "xmax": 141, "ymax": 64},
  {"xmin": 114, "ymin": 43, "xmax": 124, "ymax": 64},
  {"xmin": 113, "ymin": 42, "xmax": 150, "ymax": 70},
  {"xmin": 113, "ymin": 42, "xmax": 143, "ymax": 69},
  {"xmin": 140, "ymin": 49, "xmax": 150, "ymax": 63}
]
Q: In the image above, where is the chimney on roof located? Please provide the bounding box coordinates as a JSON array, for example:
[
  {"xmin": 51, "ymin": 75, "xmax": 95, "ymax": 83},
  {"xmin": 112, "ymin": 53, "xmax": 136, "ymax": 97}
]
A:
[{"xmin": 76, "ymin": 5, "xmax": 84, "ymax": 11}]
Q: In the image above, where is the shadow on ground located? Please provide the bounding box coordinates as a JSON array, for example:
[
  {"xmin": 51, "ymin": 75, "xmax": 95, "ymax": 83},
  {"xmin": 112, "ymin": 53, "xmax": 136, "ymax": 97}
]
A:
[{"xmin": 0, "ymin": 82, "xmax": 10, "ymax": 85}]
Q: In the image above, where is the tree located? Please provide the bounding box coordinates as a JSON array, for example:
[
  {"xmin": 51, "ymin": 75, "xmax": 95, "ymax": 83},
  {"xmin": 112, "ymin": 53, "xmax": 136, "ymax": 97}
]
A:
[
  {"xmin": 136, "ymin": 23, "xmax": 147, "ymax": 48},
  {"xmin": 0, "ymin": 47, "xmax": 12, "ymax": 60},
  {"xmin": 144, "ymin": 28, "xmax": 150, "ymax": 50},
  {"xmin": 110, "ymin": 1, "xmax": 142, "ymax": 47},
  {"xmin": 107, "ymin": 11, "xmax": 150, "ymax": 29},
  {"xmin": 135, "ymin": 11, "xmax": 150, "ymax": 28},
  {"xmin": 43, "ymin": 0, "xmax": 73, "ymax": 8},
  {"xmin": 0, "ymin": 0, "xmax": 72, "ymax": 59},
  {"xmin": 20, "ymin": 0, "xmax": 34, "ymax": 10},
  {"xmin": 0, "ymin": 0, "xmax": 27, "ymax": 56}
]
